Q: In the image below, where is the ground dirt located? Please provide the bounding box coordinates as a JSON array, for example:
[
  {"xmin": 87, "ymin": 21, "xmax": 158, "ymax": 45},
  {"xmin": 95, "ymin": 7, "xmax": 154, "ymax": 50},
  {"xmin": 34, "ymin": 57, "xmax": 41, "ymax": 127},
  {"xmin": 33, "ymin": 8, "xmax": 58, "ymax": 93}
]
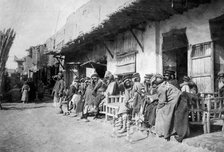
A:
[{"xmin": 0, "ymin": 101, "xmax": 212, "ymax": 152}]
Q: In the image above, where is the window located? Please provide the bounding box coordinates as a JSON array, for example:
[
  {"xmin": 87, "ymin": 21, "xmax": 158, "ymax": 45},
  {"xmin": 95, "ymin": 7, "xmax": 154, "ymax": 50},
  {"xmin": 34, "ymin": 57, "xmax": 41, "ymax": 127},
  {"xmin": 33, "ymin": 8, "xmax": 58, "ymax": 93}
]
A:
[{"xmin": 191, "ymin": 41, "xmax": 212, "ymax": 58}]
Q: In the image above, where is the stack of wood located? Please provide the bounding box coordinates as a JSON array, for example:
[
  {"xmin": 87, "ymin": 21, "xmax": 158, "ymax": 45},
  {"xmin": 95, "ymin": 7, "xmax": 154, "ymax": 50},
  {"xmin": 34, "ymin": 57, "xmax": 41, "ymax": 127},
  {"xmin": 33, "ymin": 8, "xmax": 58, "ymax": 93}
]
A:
[{"xmin": 0, "ymin": 28, "xmax": 16, "ymax": 108}]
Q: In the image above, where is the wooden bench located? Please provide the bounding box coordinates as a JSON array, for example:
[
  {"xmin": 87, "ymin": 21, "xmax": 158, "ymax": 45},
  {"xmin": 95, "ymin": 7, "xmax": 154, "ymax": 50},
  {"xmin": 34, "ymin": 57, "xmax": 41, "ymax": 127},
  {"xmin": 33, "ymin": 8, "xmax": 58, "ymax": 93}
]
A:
[
  {"xmin": 203, "ymin": 96, "xmax": 224, "ymax": 133},
  {"xmin": 189, "ymin": 92, "xmax": 224, "ymax": 133},
  {"xmin": 102, "ymin": 95, "xmax": 124, "ymax": 121},
  {"xmin": 188, "ymin": 93, "xmax": 215, "ymax": 133},
  {"xmin": 103, "ymin": 93, "xmax": 224, "ymax": 134}
]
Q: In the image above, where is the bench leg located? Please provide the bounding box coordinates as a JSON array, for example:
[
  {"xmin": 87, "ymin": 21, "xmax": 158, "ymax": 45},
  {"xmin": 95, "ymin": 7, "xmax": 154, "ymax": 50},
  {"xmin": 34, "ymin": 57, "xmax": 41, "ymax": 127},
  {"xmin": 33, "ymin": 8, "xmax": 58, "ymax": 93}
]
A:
[
  {"xmin": 222, "ymin": 120, "xmax": 224, "ymax": 132},
  {"xmin": 202, "ymin": 112, "xmax": 207, "ymax": 134},
  {"xmin": 207, "ymin": 112, "xmax": 211, "ymax": 133}
]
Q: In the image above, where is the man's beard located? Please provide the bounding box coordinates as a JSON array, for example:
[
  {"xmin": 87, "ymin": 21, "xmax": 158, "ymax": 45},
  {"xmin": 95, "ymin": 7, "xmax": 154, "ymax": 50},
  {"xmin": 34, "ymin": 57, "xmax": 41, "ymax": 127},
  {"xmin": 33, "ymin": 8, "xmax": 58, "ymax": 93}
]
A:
[{"xmin": 124, "ymin": 83, "xmax": 132, "ymax": 89}]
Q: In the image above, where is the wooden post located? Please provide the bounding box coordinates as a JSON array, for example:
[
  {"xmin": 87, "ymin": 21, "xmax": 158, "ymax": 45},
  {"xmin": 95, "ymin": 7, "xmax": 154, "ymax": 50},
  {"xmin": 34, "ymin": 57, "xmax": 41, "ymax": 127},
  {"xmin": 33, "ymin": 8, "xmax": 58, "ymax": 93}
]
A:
[
  {"xmin": 130, "ymin": 29, "xmax": 144, "ymax": 52},
  {"xmin": 211, "ymin": 41, "xmax": 215, "ymax": 93},
  {"xmin": 103, "ymin": 42, "xmax": 114, "ymax": 59},
  {"xmin": 207, "ymin": 95, "xmax": 211, "ymax": 133}
]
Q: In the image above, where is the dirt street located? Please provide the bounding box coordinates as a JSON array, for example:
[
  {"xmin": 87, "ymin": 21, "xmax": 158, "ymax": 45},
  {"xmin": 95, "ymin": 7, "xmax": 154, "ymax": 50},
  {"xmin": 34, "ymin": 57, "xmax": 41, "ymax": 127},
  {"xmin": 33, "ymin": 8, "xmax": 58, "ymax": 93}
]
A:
[{"xmin": 0, "ymin": 102, "xmax": 210, "ymax": 152}]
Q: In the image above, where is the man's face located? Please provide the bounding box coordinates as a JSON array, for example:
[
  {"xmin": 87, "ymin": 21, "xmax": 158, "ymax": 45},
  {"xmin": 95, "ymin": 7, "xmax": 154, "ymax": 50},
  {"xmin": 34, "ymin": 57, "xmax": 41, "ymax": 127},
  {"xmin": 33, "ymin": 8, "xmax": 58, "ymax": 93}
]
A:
[
  {"xmin": 145, "ymin": 78, "xmax": 150, "ymax": 84},
  {"xmin": 164, "ymin": 74, "xmax": 170, "ymax": 80},
  {"xmin": 124, "ymin": 79, "xmax": 131, "ymax": 87},
  {"xmin": 105, "ymin": 77, "xmax": 110, "ymax": 84},
  {"xmin": 92, "ymin": 76, "xmax": 98, "ymax": 83},
  {"xmin": 132, "ymin": 77, "xmax": 140, "ymax": 82}
]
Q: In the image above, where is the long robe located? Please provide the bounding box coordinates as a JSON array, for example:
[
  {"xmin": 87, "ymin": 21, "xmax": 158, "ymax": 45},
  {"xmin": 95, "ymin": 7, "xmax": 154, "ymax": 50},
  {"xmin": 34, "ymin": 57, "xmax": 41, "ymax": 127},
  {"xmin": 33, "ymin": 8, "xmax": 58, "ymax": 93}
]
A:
[
  {"xmin": 132, "ymin": 82, "xmax": 144, "ymax": 115},
  {"xmin": 173, "ymin": 92, "xmax": 191, "ymax": 142},
  {"xmin": 155, "ymin": 81, "xmax": 181, "ymax": 139},
  {"xmin": 21, "ymin": 84, "xmax": 30, "ymax": 102},
  {"xmin": 143, "ymin": 86, "xmax": 158, "ymax": 127}
]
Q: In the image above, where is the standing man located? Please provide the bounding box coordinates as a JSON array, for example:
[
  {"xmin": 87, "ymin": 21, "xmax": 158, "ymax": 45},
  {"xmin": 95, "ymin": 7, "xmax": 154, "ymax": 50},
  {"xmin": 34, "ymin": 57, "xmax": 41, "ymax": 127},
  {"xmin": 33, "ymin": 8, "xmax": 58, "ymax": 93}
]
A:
[
  {"xmin": 57, "ymin": 72, "xmax": 65, "ymax": 114},
  {"xmin": 131, "ymin": 73, "xmax": 144, "ymax": 118},
  {"xmin": 151, "ymin": 74, "xmax": 189, "ymax": 141},
  {"xmin": 117, "ymin": 75, "xmax": 135, "ymax": 133},
  {"xmin": 0, "ymin": 94, "xmax": 3, "ymax": 110},
  {"xmin": 142, "ymin": 74, "xmax": 158, "ymax": 128},
  {"xmin": 52, "ymin": 72, "xmax": 65, "ymax": 113}
]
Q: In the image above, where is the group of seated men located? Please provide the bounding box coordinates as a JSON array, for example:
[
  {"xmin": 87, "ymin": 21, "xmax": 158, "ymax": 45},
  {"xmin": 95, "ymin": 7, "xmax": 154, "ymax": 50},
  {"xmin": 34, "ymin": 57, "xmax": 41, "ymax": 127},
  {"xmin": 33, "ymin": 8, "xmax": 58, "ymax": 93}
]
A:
[{"xmin": 52, "ymin": 69, "xmax": 199, "ymax": 142}]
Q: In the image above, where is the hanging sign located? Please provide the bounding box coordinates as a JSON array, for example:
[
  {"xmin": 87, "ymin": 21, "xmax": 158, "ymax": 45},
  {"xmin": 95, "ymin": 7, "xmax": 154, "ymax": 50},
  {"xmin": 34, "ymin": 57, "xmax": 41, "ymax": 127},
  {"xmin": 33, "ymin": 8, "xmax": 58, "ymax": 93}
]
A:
[{"xmin": 115, "ymin": 50, "xmax": 137, "ymax": 74}]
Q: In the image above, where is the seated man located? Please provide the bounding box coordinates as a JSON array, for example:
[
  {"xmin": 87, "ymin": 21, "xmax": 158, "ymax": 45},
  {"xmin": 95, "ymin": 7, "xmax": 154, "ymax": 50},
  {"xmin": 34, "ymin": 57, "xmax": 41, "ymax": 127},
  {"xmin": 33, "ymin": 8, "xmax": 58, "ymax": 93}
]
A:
[
  {"xmin": 142, "ymin": 74, "xmax": 158, "ymax": 128},
  {"xmin": 151, "ymin": 74, "xmax": 189, "ymax": 142},
  {"xmin": 217, "ymin": 71, "xmax": 224, "ymax": 97},
  {"xmin": 82, "ymin": 72, "xmax": 103, "ymax": 121},
  {"xmin": 163, "ymin": 69, "xmax": 180, "ymax": 90},
  {"xmin": 67, "ymin": 77, "xmax": 81, "ymax": 116}
]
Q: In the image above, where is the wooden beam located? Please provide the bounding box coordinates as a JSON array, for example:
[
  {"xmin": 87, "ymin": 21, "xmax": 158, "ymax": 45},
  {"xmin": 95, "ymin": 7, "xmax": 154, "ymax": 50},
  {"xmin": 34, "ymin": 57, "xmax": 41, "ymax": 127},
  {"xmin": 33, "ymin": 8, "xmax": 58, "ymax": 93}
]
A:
[
  {"xmin": 130, "ymin": 29, "xmax": 144, "ymax": 52},
  {"xmin": 102, "ymin": 41, "xmax": 114, "ymax": 59},
  {"xmin": 55, "ymin": 57, "xmax": 65, "ymax": 69}
]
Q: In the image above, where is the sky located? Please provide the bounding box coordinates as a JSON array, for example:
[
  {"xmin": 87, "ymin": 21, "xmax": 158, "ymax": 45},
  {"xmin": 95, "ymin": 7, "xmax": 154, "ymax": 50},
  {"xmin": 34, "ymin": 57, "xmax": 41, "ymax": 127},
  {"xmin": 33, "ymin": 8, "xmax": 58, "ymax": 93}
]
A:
[{"xmin": 0, "ymin": 0, "xmax": 90, "ymax": 69}]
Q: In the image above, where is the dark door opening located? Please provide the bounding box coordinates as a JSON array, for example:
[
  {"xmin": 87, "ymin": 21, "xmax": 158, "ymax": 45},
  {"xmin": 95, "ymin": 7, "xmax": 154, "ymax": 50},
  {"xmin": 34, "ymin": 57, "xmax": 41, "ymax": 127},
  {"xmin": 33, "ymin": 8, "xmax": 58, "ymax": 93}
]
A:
[
  {"xmin": 210, "ymin": 14, "xmax": 224, "ymax": 91},
  {"xmin": 162, "ymin": 28, "xmax": 188, "ymax": 83}
]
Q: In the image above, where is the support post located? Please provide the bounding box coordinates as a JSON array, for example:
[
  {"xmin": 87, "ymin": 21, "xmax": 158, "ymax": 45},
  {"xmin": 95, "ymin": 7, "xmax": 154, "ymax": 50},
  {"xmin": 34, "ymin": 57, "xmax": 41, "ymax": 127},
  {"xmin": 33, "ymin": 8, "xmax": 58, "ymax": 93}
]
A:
[
  {"xmin": 103, "ymin": 42, "xmax": 114, "ymax": 59},
  {"xmin": 56, "ymin": 57, "xmax": 65, "ymax": 70},
  {"xmin": 130, "ymin": 29, "xmax": 144, "ymax": 52}
]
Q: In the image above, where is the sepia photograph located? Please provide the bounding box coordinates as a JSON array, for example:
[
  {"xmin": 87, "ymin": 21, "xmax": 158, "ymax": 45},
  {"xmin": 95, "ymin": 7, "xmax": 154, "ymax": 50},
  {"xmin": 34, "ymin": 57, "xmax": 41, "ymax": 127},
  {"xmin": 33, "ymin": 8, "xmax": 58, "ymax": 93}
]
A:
[{"xmin": 0, "ymin": 0, "xmax": 224, "ymax": 151}]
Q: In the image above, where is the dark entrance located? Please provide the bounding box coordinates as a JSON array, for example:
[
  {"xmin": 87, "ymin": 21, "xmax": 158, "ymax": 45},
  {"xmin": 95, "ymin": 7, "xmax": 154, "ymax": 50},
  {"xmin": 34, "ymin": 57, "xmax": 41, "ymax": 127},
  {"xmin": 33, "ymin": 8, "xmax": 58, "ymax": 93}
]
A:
[
  {"xmin": 209, "ymin": 14, "xmax": 224, "ymax": 90},
  {"xmin": 162, "ymin": 28, "xmax": 188, "ymax": 83}
]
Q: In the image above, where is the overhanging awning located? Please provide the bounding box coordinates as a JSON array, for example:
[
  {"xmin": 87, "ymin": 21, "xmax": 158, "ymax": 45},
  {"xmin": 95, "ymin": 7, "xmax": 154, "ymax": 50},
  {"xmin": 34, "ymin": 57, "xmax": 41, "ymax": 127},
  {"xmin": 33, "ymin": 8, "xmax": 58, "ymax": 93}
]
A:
[
  {"xmin": 80, "ymin": 61, "xmax": 106, "ymax": 69},
  {"xmin": 44, "ymin": 51, "xmax": 61, "ymax": 56},
  {"xmin": 61, "ymin": 0, "xmax": 211, "ymax": 55}
]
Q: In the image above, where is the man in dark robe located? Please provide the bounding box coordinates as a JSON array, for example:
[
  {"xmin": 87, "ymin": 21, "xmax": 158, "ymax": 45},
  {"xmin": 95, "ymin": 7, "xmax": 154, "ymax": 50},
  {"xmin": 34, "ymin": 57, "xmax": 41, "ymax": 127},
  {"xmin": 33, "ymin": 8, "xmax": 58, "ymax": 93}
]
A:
[
  {"xmin": 142, "ymin": 74, "xmax": 158, "ymax": 128},
  {"xmin": 151, "ymin": 74, "xmax": 189, "ymax": 142},
  {"xmin": 82, "ymin": 72, "xmax": 104, "ymax": 121},
  {"xmin": 164, "ymin": 69, "xmax": 180, "ymax": 90},
  {"xmin": 27, "ymin": 79, "xmax": 36, "ymax": 102}
]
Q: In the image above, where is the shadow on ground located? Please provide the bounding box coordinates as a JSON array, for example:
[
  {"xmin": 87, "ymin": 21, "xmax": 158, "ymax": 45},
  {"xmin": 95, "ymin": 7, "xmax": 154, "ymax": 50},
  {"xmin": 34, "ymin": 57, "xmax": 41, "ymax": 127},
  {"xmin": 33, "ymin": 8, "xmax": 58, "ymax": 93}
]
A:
[{"xmin": 1, "ymin": 105, "xmax": 48, "ymax": 111}]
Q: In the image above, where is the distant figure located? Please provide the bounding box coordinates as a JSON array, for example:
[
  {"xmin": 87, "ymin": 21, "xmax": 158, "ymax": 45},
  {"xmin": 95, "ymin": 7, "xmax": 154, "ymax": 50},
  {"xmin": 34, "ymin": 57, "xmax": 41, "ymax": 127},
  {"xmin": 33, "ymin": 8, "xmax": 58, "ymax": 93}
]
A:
[
  {"xmin": 68, "ymin": 77, "xmax": 81, "ymax": 116},
  {"xmin": 37, "ymin": 80, "xmax": 45, "ymax": 101},
  {"xmin": 21, "ymin": 81, "xmax": 30, "ymax": 104},
  {"xmin": 27, "ymin": 79, "xmax": 36, "ymax": 102},
  {"xmin": 0, "ymin": 94, "xmax": 3, "ymax": 110},
  {"xmin": 53, "ymin": 72, "xmax": 65, "ymax": 114}
]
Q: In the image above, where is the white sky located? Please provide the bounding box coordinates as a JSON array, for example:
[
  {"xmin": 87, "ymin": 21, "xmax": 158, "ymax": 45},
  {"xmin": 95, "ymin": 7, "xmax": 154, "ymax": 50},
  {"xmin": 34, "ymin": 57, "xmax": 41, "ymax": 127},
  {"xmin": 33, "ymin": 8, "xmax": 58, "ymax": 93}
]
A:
[{"xmin": 0, "ymin": 0, "xmax": 90, "ymax": 69}]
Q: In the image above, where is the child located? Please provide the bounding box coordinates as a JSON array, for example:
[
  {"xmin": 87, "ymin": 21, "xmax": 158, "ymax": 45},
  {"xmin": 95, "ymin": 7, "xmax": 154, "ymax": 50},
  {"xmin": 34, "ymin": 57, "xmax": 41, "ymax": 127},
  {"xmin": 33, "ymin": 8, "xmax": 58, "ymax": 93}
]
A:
[
  {"xmin": 180, "ymin": 76, "xmax": 191, "ymax": 93},
  {"xmin": 21, "ymin": 81, "xmax": 30, "ymax": 104}
]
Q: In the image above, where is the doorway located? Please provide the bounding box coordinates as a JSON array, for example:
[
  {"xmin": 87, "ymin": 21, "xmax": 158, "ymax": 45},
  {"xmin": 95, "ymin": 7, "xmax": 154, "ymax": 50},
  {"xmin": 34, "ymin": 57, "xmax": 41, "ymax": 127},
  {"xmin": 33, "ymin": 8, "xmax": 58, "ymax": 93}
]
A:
[{"xmin": 162, "ymin": 28, "xmax": 188, "ymax": 83}]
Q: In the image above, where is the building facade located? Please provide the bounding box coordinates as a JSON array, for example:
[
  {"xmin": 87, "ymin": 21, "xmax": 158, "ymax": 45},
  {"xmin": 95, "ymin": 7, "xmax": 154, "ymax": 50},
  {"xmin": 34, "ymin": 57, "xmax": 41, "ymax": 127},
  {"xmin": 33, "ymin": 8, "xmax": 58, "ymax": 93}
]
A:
[{"xmin": 59, "ymin": 0, "xmax": 224, "ymax": 93}]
